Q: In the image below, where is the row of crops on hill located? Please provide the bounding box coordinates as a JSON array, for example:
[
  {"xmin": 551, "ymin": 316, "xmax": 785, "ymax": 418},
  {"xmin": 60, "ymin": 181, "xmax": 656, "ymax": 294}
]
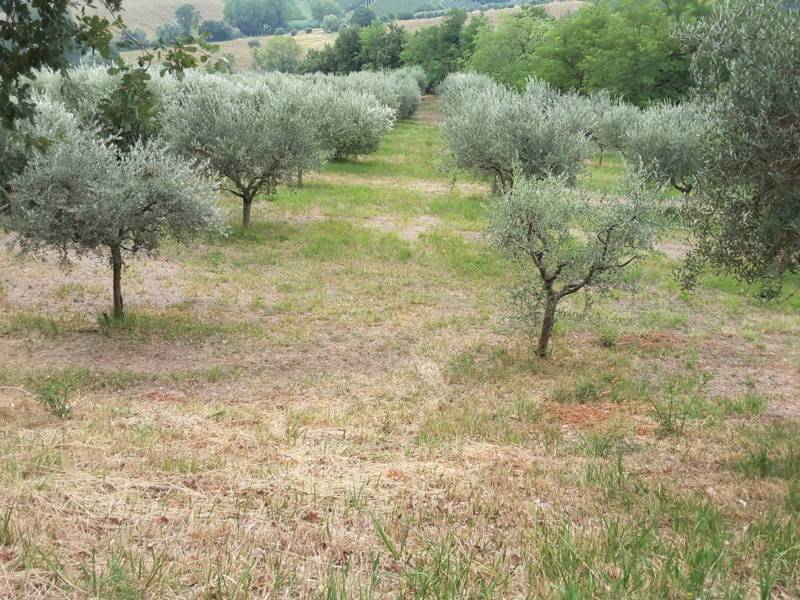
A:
[
  {"xmin": 367, "ymin": 0, "xmax": 549, "ymax": 17},
  {"xmin": 438, "ymin": 72, "xmax": 710, "ymax": 354}
]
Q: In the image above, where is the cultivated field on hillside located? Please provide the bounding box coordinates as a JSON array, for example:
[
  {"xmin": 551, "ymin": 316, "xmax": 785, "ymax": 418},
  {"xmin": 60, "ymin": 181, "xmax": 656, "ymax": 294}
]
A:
[
  {"xmin": 220, "ymin": 29, "xmax": 338, "ymax": 70},
  {"xmin": 119, "ymin": 0, "xmax": 585, "ymax": 70},
  {"xmin": 1, "ymin": 97, "xmax": 799, "ymax": 598},
  {"xmin": 110, "ymin": 0, "xmax": 585, "ymax": 36},
  {"xmin": 401, "ymin": 0, "xmax": 584, "ymax": 30},
  {"xmin": 102, "ymin": 0, "xmax": 225, "ymax": 33}
]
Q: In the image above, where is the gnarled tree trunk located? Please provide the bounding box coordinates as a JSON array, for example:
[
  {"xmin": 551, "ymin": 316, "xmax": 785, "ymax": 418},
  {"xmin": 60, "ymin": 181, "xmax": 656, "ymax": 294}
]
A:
[
  {"xmin": 242, "ymin": 194, "xmax": 254, "ymax": 228},
  {"xmin": 537, "ymin": 294, "xmax": 558, "ymax": 358},
  {"xmin": 111, "ymin": 245, "xmax": 124, "ymax": 319}
]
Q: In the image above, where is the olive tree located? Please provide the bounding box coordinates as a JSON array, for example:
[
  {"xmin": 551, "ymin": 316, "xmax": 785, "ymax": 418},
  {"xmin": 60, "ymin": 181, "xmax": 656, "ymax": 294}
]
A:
[
  {"xmin": 337, "ymin": 71, "xmax": 421, "ymax": 119},
  {"xmin": 621, "ymin": 101, "xmax": 709, "ymax": 195},
  {"xmin": 1, "ymin": 93, "xmax": 86, "ymax": 211},
  {"xmin": 163, "ymin": 76, "xmax": 325, "ymax": 227},
  {"xmin": 487, "ymin": 174, "xmax": 656, "ymax": 357},
  {"xmin": 6, "ymin": 125, "xmax": 222, "ymax": 319},
  {"xmin": 680, "ymin": 0, "xmax": 800, "ymax": 287},
  {"xmin": 313, "ymin": 90, "xmax": 395, "ymax": 160},
  {"xmin": 588, "ymin": 91, "xmax": 641, "ymax": 165},
  {"xmin": 395, "ymin": 66, "xmax": 427, "ymax": 94},
  {"xmin": 246, "ymin": 71, "xmax": 397, "ymax": 159},
  {"xmin": 440, "ymin": 73, "xmax": 591, "ymax": 191}
]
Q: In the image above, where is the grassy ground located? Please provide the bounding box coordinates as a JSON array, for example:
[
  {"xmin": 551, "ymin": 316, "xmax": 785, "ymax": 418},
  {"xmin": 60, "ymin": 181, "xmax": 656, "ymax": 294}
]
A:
[{"xmin": 1, "ymin": 100, "xmax": 799, "ymax": 599}]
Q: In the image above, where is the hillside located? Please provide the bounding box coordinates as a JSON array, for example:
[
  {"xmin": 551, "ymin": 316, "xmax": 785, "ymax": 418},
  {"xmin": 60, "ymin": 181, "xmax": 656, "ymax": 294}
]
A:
[
  {"xmin": 112, "ymin": 0, "xmax": 225, "ymax": 33},
  {"xmin": 111, "ymin": 0, "xmax": 584, "ymax": 34},
  {"xmin": 171, "ymin": 1, "xmax": 586, "ymax": 70}
]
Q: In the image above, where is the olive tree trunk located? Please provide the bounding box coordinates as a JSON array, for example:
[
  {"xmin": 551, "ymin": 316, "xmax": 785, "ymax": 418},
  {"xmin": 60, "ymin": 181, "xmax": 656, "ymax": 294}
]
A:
[
  {"xmin": 242, "ymin": 194, "xmax": 254, "ymax": 228},
  {"xmin": 111, "ymin": 245, "xmax": 124, "ymax": 319},
  {"xmin": 537, "ymin": 294, "xmax": 558, "ymax": 358}
]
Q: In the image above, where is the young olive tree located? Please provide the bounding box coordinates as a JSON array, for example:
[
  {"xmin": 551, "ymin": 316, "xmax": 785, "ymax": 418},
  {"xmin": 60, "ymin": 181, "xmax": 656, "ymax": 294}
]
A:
[
  {"xmin": 621, "ymin": 101, "xmax": 709, "ymax": 195},
  {"xmin": 6, "ymin": 128, "xmax": 222, "ymax": 319},
  {"xmin": 487, "ymin": 174, "xmax": 655, "ymax": 357},
  {"xmin": 163, "ymin": 76, "xmax": 325, "ymax": 227}
]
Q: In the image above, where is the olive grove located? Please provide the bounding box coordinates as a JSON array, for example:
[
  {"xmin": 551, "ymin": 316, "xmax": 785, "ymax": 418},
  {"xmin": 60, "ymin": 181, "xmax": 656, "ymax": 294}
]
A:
[
  {"xmin": 163, "ymin": 71, "xmax": 405, "ymax": 227},
  {"xmin": 5, "ymin": 101, "xmax": 223, "ymax": 319},
  {"xmin": 3, "ymin": 66, "xmax": 421, "ymax": 318},
  {"xmin": 439, "ymin": 74, "xmax": 592, "ymax": 191}
]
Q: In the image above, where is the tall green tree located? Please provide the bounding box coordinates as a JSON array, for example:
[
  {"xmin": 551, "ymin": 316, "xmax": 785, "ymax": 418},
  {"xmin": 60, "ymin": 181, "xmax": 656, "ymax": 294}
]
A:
[
  {"xmin": 175, "ymin": 3, "xmax": 202, "ymax": 35},
  {"xmin": 528, "ymin": 0, "xmax": 705, "ymax": 105},
  {"xmin": 223, "ymin": 0, "xmax": 288, "ymax": 36},
  {"xmin": 402, "ymin": 10, "xmax": 486, "ymax": 88},
  {"xmin": 302, "ymin": 26, "xmax": 363, "ymax": 73},
  {"xmin": 468, "ymin": 8, "xmax": 553, "ymax": 89},
  {"xmin": 359, "ymin": 22, "xmax": 406, "ymax": 70},
  {"xmin": 681, "ymin": 0, "xmax": 800, "ymax": 290},
  {"xmin": 350, "ymin": 6, "xmax": 376, "ymax": 27}
]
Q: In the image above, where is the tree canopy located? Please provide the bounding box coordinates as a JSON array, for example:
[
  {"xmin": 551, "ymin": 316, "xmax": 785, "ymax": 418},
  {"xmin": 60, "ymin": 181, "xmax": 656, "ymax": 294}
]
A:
[
  {"xmin": 468, "ymin": 0, "xmax": 710, "ymax": 106},
  {"xmin": 6, "ymin": 112, "xmax": 222, "ymax": 318},
  {"xmin": 223, "ymin": 0, "xmax": 288, "ymax": 36},
  {"xmin": 468, "ymin": 8, "xmax": 552, "ymax": 90},
  {"xmin": 253, "ymin": 36, "xmax": 302, "ymax": 73},
  {"xmin": 681, "ymin": 0, "xmax": 800, "ymax": 290},
  {"xmin": 401, "ymin": 10, "xmax": 487, "ymax": 89}
]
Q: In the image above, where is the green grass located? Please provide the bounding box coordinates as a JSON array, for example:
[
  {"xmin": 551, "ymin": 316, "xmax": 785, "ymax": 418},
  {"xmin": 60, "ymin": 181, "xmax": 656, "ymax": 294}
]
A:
[
  {"xmin": 583, "ymin": 152, "xmax": 625, "ymax": 192},
  {"xmin": 0, "ymin": 312, "xmax": 91, "ymax": 336},
  {"xmin": 324, "ymin": 121, "xmax": 448, "ymax": 181},
  {"xmin": 266, "ymin": 181, "xmax": 484, "ymax": 227},
  {"xmin": 700, "ymin": 271, "xmax": 800, "ymax": 311}
]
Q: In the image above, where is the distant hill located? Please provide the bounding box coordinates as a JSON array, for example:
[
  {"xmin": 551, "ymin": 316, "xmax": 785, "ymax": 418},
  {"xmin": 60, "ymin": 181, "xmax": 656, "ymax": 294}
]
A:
[
  {"xmin": 119, "ymin": 0, "xmax": 585, "ymax": 70},
  {"xmin": 111, "ymin": 0, "xmax": 582, "ymax": 33},
  {"xmin": 111, "ymin": 0, "xmax": 225, "ymax": 33},
  {"xmin": 108, "ymin": 0, "xmax": 311, "ymax": 33}
]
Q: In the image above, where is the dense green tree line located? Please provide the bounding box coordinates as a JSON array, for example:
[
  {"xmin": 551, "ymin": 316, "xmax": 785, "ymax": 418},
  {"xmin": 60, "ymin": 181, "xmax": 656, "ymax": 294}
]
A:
[
  {"xmin": 468, "ymin": 1, "xmax": 711, "ymax": 105},
  {"xmin": 295, "ymin": 0, "xmax": 710, "ymax": 101}
]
